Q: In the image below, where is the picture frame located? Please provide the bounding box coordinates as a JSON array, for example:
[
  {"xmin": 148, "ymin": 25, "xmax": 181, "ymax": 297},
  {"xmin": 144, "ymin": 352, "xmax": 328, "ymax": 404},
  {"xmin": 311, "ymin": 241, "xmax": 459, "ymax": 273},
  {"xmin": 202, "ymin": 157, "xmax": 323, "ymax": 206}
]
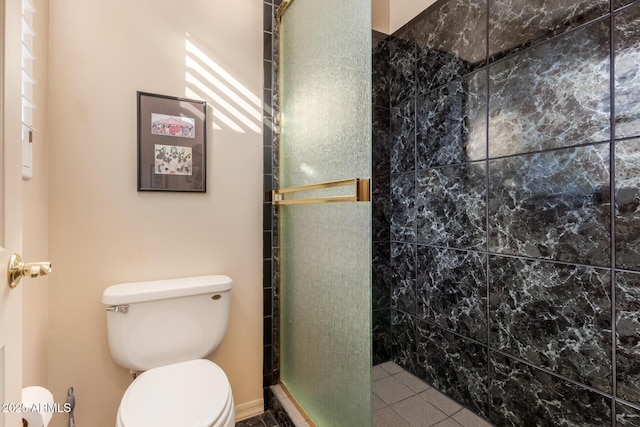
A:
[{"xmin": 137, "ymin": 91, "xmax": 207, "ymax": 192}]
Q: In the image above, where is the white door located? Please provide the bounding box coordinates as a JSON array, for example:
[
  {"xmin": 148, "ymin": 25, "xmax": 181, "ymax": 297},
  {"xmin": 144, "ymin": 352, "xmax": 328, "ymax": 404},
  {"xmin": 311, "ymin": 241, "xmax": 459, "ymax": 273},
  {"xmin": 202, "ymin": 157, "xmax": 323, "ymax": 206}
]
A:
[{"xmin": 1, "ymin": 0, "xmax": 28, "ymax": 425}]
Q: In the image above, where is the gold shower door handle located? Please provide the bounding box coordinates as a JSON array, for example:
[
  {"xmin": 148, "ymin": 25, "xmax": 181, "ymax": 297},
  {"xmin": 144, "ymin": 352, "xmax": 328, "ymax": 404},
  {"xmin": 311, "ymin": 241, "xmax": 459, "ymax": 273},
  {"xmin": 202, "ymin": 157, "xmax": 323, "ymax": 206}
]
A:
[
  {"xmin": 7, "ymin": 253, "xmax": 52, "ymax": 288},
  {"xmin": 272, "ymin": 178, "xmax": 371, "ymax": 205}
]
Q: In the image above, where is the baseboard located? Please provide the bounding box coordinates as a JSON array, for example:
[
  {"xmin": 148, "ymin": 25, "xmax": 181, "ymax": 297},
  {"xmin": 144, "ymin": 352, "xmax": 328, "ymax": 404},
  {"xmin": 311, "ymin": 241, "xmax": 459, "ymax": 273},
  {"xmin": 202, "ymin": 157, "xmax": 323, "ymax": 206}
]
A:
[{"xmin": 235, "ymin": 398, "xmax": 265, "ymax": 421}]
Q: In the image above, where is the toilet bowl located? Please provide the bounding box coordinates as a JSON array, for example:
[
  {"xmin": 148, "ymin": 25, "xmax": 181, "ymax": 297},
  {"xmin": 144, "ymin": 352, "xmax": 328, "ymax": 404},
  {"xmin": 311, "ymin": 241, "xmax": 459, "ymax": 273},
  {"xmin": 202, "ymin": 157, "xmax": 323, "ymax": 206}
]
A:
[
  {"xmin": 116, "ymin": 360, "xmax": 234, "ymax": 427},
  {"xmin": 102, "ymin": 275, "xmax": 235, "ymax": 427}
]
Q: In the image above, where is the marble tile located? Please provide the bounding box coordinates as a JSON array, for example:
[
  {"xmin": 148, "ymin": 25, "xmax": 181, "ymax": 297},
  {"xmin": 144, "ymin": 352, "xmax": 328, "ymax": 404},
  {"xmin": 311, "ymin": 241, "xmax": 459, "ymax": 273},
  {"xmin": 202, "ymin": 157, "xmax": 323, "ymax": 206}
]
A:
[
  {"xmin": 272, "ymin": 130, "xmax": 280, "ymax": 194},
  {"xmin": 373, "ymin": 36, "xmax": 390, "ymax": 109},
  {"xmin": 236, "ymin": 414, "xmax": 266, "ymax": 427},
  {"xmin": 388, "ymin": 32, "xmax": 416, "ymax": 107},
  {"xmin": 390, "ymin": 99, "xmax": 416, "ymax": 174},
  {"xmin": 416, "ymin": 246, "xmax": 488, "ymax": 342},
  {"xmin": 416, "ymin": 70, "xmax": 487, "ymax": 169},
  {"xmin": 411, "ymin": 0, "xmax": 487, "ymax": 96},
  {"xmin": 391, "ymin": 172, "xmax": 416, "ymax": 242},
  {"xmin": 616, "ymin": 271, "xmax": 640, "ymax": 404},
  {"xmin": 273, "ymin": 248, "xmax": 280, "ymax": 316},
  {"xmin": 489, "ymin": 256, "xmax": 612, "ymax": 392},
  {"xmin": 489, "ymin": 353, "xmax": 612, "ymax": 426},
  {"xmin": 617, "ymin": 401, "xmax": 640, "ymax": 426},
  {"xmin": 416, "ymin": 321, "xmax": 489, "ymax": 418},
  {"xmin": 373, "ymin": 308, "xmax": 392, "ymax": 366},
  {"xmin": 271, "ymin": 5, "xmax": 280, "ymax": 148},
  {"xmin": 261, "ymin": 412, "xmax": 279, "ymax": 427},
  {"xmin": 488, "ymin": 19, "xmax": 611, "ymax": 158},
  {"xmin": 372, "ymin": 174, "xmax": 391, "ymax": 242},
  {"xmin": 271, "ymin": 5, "xmax": 280, "ymax": 65},
  {"xmin": 264, "ymin": 2, "xmax": 273, "ymax": 33},
  {"xmin": 272, "ymin": 205, "xmax": 280, "ymax": 249},
  {"xmin": 489, "ymin": 0, "xmax": 609, "ymax": 62},
  {"xmin": 391, "ymin": 243, "xmax": 417, "ymax": 315},
  {"xmin": 373, "ymin": 107, "xmax": 391, "ymax": 177},
  {"xmin": 615, "ymin": 1, "xmax": 640, "ymax": 139},
  {"xmin": 488, "ymin": 144, "xmax": 611, "ymax": 266},
  {"xmin": 616, "ymin": 139, "xmax": 640, "ymax": 270},
  {"xmin": 373, "ymin": 242, "xmax": 391, "ymax": 309},
  {"xmin": 416, "ymin": 162, "xmax": 487, "ymax": 250},
  {"xmin": 392, "ymin": 310, "xmax": 417, "ymax": 374}
]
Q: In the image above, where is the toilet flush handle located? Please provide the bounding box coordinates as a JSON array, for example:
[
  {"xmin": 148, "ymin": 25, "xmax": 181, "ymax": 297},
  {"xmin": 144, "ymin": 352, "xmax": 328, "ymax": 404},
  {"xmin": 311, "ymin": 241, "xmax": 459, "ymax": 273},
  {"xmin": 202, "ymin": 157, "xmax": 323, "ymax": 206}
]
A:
[
  {"xmin": 105, "ymin": 305, "xmax": 129, "ymax": 314},
  {"xmin": 7, "ymin": 253, "xmax": 52, "ymax": 288}
]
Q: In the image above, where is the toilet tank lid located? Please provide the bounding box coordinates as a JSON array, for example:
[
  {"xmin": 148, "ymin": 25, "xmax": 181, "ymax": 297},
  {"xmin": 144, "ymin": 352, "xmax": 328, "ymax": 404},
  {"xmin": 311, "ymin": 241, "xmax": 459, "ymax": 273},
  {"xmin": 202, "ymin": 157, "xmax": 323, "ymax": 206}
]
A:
[{"xmin": 102, "ymin": 275, "xmax": 232, "ymax": 305}]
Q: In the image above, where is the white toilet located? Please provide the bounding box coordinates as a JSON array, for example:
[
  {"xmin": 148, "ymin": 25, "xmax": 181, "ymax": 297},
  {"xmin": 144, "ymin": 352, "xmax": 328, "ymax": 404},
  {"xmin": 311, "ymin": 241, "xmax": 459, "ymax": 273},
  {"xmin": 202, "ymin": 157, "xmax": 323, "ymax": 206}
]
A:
[{"xmin": 102, "ymin": 275, "xmax": 235, "ymax": 427}]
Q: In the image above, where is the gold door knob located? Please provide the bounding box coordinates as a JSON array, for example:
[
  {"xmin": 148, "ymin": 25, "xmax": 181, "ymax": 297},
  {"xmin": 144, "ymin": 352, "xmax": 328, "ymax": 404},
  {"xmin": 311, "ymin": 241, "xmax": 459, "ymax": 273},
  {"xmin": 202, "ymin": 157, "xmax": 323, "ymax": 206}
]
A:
[{"xmin": 7, "ymin": 253, "xmax": 52, "ymax": 288}]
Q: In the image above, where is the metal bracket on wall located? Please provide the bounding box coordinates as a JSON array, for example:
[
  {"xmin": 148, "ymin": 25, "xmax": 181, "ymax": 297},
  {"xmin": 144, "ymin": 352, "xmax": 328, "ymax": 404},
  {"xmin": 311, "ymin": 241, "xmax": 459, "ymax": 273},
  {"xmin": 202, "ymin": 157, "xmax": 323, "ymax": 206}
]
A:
[{"xmin": 278, "ymin": 0, "xmax": 294, "ymax": 21}]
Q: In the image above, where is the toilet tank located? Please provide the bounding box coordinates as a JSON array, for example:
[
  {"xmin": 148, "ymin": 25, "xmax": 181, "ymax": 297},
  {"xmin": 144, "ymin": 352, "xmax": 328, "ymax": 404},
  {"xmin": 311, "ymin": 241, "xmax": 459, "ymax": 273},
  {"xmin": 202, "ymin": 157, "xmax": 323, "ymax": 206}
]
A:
[{"xmin": 102, "ymin": 275, "xmax": 232, "ymax": 372}]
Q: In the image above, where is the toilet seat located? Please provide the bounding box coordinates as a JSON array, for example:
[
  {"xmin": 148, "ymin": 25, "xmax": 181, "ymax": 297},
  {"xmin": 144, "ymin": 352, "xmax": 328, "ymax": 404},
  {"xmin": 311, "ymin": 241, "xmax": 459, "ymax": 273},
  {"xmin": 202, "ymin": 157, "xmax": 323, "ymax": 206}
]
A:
[{"xmin": 116, "ymin": 359, "xmax": 234, "ymax": 427}]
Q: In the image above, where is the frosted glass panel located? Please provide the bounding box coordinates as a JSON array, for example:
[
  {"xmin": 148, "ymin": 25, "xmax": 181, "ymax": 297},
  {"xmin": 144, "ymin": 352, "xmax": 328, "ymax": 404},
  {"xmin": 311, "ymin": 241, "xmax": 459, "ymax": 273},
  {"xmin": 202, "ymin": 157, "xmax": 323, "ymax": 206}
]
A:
[{"xmin": 279, "ymin": 0, "xmax": 372, "ymax": 425}]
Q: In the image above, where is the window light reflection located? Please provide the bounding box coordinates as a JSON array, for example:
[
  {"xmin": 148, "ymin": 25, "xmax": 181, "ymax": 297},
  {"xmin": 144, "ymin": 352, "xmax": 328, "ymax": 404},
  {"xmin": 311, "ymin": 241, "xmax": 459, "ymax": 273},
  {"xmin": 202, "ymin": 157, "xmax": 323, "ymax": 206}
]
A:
[{"xmin": 185, "ymin": 38, "xmax": 262, "ymax": 134}]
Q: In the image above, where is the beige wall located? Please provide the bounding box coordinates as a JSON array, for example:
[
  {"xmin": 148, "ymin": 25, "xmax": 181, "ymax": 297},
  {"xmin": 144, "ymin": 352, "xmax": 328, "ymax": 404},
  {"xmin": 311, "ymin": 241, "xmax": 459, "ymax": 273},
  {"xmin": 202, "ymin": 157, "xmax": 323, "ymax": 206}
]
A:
[
  {"xmin": 47, "ymin": 1, "xmax": 263, "ymax": 425},
  {"xmin": 372, "ymin": 0, "xmax": 390, "ymax": 34},
  {"xmin": 373, "ymin": 0, "xmax": 439, "ymax": 35},
  {"xmin": 391, "ymin": 0, "xmax": 439, "ymax": 33},
  {"xmin": 22, "ymin": 0, "xmax": 50, "ymax": 388}
]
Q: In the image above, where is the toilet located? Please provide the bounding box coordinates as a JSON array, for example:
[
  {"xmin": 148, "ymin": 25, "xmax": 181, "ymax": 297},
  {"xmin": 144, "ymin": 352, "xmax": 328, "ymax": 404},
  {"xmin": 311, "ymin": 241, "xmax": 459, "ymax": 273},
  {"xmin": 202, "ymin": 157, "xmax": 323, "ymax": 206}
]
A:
[{"xmin": 102, "ymin": 275, "xmax": 235, "ymax": 427}]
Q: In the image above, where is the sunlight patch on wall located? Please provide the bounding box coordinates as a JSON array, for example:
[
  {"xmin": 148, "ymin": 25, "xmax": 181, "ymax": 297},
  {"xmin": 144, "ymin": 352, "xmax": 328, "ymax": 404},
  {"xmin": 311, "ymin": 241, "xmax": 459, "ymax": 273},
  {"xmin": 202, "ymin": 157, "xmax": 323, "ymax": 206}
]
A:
[{"xmin": 185, "ymin": 37, "xmax": 261, "ymax": 134}]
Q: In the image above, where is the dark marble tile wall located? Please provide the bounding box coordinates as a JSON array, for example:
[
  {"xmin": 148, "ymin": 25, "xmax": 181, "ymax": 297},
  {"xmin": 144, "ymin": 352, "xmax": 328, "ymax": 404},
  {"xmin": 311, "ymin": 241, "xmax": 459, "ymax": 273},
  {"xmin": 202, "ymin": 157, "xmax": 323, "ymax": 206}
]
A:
[
  {"xmin": 488, "ymin": 0, "xmax": 610, "ymax": 62},
  {"xmin": 263, "ymin": 0, "xmax": 281, "ymax": 410},
  {"xmin": 379, "ymin": 0, "xmax": 640, "ymax": 425},
  {"xmin": 615, "ymin": 1, "xmax": 640, "ymax": 139},
  {"xmin": 417, "ymin": 321, "xmax": 489, "ymax": 416},
  {"xmin": 488, "ymin": 145, "xmax": 611, "ymax": 265},
  {"xmin": 372, "ymin": 30, "xmax": 393, "ymax": 365},
  {"xmin": 488, "ymin": 20, "xmax": 611, "ymax": 158}
]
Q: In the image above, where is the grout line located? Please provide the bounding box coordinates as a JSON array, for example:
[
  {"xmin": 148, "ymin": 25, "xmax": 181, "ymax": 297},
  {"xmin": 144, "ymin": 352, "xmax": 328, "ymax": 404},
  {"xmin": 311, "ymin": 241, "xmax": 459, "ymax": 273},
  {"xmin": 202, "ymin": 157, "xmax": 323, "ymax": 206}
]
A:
[
  {"xmin": 386, "ymin": 239, "xmax": 616, "ymax": 271},
  {"xmin": 609, "ymin": 2, "xmax": 618, "ymax": 425},
  {"xmin": 484, "ymin": 0, "xmax": 492, "ymax": 414},
  {"xmin": 450, "ymin": 406, "xmax": 465, "ymax": 416}
]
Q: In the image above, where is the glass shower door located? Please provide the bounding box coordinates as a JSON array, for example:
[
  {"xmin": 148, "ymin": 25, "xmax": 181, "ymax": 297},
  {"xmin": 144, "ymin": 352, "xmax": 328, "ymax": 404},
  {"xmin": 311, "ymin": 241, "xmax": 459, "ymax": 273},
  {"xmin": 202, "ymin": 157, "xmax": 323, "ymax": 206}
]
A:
[{"xmin": 278, "ymin": 0, "xmax": 372, "ymax": 425}]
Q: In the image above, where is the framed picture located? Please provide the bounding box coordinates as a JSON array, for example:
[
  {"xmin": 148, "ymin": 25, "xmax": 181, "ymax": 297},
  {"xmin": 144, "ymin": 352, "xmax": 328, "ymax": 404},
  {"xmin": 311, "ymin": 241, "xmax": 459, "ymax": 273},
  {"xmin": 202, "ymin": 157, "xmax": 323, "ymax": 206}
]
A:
[{"xmin": 137, "ymin": 91, "xmax": 207, "ymax": 192}]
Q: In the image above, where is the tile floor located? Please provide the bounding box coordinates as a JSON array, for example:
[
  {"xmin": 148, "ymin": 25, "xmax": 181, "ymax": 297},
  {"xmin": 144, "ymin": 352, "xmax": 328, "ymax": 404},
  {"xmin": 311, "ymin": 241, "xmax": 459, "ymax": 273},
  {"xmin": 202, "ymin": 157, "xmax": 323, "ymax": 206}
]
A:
[
  {"xmin": 373, "ymin": 362, "xmax": 494, "ymax": 427},
  {"xmin": 243, "ymin": 362, "xmax": 493, "ymax": 427}
]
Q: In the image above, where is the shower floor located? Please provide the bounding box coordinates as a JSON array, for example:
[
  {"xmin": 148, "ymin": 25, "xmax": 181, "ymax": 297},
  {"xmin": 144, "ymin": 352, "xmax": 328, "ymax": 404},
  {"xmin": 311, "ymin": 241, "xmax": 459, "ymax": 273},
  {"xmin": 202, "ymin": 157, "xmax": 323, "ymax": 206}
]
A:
[
  {"xmin": 259, "ymin": 362, "xmax": 493, "ymax": 426},
  {"xmin": 373, "ymin": 362, "xmax": 493, "ymax": 427}
]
